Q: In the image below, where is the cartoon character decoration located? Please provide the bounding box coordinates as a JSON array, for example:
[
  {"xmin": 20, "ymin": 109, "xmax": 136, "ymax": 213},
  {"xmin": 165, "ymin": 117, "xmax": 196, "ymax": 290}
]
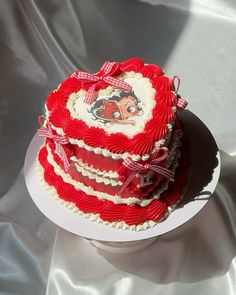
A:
[{"xmin": 88, "ymin": 91, "xmax": 143, "ymax": 126}]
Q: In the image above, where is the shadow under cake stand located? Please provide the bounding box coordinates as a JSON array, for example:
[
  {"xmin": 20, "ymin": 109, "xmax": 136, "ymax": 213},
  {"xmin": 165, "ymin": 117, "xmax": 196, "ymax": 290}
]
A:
[{"xmin": 24, "ymin": 111, "xmax": 220, "ymax": 253}]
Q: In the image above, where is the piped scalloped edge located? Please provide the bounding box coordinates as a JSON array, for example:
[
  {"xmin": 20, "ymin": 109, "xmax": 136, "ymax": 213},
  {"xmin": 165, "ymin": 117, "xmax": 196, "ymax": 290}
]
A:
[
  {"xmin": 73, "ymin": 162, "xmax": 122, "ymax": 186},
  {"xmin": 71, "ymin": 156, "xmax": 119, "ymax": 178},
  {"xmin": 36, "ymin": 160, "xmax": 186, "ymax": 231}
]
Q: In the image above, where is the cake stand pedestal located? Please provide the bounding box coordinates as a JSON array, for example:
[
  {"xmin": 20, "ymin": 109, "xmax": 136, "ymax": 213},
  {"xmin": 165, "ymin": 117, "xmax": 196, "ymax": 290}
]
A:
[
  {"xmin": 88, "ymin": 237, "xmax": 159, "ymax": 254},
  {"xmin": 24, "ymin": 111, "xmax": 220, "ymax": 253}
]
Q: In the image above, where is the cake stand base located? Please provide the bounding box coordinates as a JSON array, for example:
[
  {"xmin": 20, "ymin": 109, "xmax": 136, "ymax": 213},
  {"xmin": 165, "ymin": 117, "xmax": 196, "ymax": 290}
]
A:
[{"xmin": 89, "ymin": 237, "xmax": 159, "ymax": 254}]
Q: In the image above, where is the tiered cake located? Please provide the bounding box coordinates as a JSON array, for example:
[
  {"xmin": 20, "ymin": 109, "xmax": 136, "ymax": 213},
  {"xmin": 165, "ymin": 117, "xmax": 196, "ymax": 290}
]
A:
[{"xmin": 37, "ymin": 58, "xmax": 189, "ymax": 231}]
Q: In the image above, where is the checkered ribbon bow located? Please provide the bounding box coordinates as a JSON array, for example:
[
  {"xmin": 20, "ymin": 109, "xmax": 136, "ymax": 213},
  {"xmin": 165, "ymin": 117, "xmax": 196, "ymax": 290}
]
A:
[
  {"xmin": 119, "ymin": 147, "xmax": 174, "ymax": 194},
  {"xmin": 71, "ymin": 61, "xmax": 132, "ymax": 104},
  {"xmin": 173, "ymin": 75, "xmax": 188, "ymax": 111},
  {"xmin": 37, "ymin": 115, "xmax": 70, "ymax": 172}
]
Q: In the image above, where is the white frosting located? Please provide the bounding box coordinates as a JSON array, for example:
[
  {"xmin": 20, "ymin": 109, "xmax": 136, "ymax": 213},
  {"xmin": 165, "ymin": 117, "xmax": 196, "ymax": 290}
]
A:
[
  {"xmin": 73, "ymin": 162, "xmax": 121, "ymax": 186},
  {"xmin": 36, "ymin": 161, "xmax": 183, "ymax": 231},
  {"xmin": 67, "ymin": 72, "xmax": 156, "ymax": 137},
  {"xmin": 71, "ymin": 156, "xmax": 119, "ymax": 178}
]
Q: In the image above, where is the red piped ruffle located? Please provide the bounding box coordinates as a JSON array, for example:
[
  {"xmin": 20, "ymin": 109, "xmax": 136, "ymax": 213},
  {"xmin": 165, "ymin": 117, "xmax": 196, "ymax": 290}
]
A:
[
  {"xmin": 132, "ymin": 132, "xmax": 156, "ymax": 154},
  {"xmin": 107, "ymin": 134, "xmax": 132, "ymax": 154},
  {"xmin": 60, "ymin": 77, "xmax": 81, "ymax": 94},
  {"xmin": 73, "ymin": 145, "xmax": 122, "ymax": 172},
  {"xmin": 46, "ymin": 90, "xmax": 68, "ymax": 112},
  {"xmin": 83, "ymin": 127, "xmax": 107, "ymax": 148},
  {"xmin": 120, "ymin": 58, "xmax": 144, "ymax": 72},
  {"xmin": 140, "ymin": 64, "xmax": 163, "ymax": 78},
  {"xmin": 49, "ymin": 108, "xmax": 70, "ymax": 129},
  {"xmin": 152, "ymin": 76, "xmax": 174, "ymax": 91},
  {"xmin": 65, "ymin": 119, "xmax": 87, "ymax": 140}
]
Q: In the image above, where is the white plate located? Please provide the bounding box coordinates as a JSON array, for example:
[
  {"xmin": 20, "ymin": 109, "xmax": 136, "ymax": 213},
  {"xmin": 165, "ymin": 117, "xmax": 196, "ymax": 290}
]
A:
[{"xmin": 24, "ymin": 111, "xmax": 220, "ymax": 242}]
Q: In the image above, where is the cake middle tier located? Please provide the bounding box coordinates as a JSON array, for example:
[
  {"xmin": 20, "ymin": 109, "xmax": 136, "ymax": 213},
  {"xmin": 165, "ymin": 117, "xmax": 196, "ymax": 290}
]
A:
[{"xmin": 42, "ymin": 123, "xmax": 182, "ymax": 206}]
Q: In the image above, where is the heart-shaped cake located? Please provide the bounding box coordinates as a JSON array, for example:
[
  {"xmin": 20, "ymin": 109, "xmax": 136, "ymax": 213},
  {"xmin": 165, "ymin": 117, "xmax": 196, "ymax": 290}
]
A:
[{"xmin": 37, "ymin": 58, "xmax": 189, "ymax": 231}]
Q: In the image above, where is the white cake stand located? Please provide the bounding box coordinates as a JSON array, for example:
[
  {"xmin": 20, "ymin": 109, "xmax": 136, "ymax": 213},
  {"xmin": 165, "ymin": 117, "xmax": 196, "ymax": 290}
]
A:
[{"xmin": 24, "ymin": 111, "xmax": 220, "ymax": 253}]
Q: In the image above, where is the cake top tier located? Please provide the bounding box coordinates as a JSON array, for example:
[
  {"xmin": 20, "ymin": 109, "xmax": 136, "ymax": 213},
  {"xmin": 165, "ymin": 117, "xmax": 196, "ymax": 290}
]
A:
[{"xmin": 45, "ymin": 58, "xmax": 186, "ymax": 157}]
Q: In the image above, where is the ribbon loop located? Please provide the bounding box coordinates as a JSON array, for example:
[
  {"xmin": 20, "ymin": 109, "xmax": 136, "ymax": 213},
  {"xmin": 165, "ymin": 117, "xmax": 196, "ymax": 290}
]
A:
[
  {"xmin": 37, "ymin": 116, "xmax": 70, "ymax": 172},
  {"xmin": 173, "ymin": 75, "xmax": 180, "ymax": 93},
  {"xmin": 99, "ymin": 61, "xmax": 119, "ymax": 76},
  {"xmin": 172, "ymin": 75, "xmax": 188, "ymax": 111},
  {"xmin": 151, "ymin": 146, "xmax": 169, "ymax": 163},
  {"xmin": 71, "ymin": 61, "xmax": 132, "ymax": 105},
  {"xmin": 119, "ymin": 147, "xmax": 174, "ymax": 195}
]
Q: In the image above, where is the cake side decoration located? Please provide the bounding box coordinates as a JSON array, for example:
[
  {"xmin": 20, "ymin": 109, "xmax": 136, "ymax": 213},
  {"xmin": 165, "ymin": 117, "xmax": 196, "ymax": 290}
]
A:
[
  {"xmin": 118, "ymin": 147, "xmax": 174, "ymax": 195},
  {"xmin": 37, "ymin": 115, "xmax": 70, "ymax": 171}
]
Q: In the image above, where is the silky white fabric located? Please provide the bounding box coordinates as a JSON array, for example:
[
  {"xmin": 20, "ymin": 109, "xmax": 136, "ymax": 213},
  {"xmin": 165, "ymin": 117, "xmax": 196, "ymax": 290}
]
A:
[{"xmin": 0, "ymin": 1, "xmax": 236, "ymax": 294}]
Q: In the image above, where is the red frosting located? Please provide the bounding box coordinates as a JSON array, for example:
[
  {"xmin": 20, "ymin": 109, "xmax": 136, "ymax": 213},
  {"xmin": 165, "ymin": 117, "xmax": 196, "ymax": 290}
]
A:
[
  {"xmin": 73, "ymin": 145, "xmax": 122, "ymax": 172},
  {"xmin": 46, "ymin": 58, "xmax": 177, "ymax": 156},
  {"xmin": 38, "ymin": 137, "xmax": 189, "ymax": 226}
]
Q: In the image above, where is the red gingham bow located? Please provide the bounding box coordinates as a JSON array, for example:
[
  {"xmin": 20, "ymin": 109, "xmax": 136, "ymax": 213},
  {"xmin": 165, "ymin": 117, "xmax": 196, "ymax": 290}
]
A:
[
  {"xmin": 71, "ymin": 61, "xmax": 132, "ymax": 104},
  {"xmin": 37, "ymin": 115, "xmax": 70, "ymax": 172},
  {"xmin": 173, "ymin": 75, "xmax": 188, "ymax": 111},
  {"xmin": 118, "ymin": 147, "xmax": 174, "ymax": 195}
]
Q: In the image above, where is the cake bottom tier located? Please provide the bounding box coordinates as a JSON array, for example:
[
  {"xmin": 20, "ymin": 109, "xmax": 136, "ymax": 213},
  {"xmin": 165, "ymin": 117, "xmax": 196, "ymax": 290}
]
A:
[{"xmin": 37, "ymin": 140, "xmax": 189, "ymax": 231}]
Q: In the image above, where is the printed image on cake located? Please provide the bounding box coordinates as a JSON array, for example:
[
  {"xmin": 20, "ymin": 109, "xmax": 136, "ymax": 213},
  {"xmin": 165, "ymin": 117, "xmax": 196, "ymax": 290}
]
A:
[{"xmin": 36, "ymin": 58, "xmax": 189, "ymax": 231}]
